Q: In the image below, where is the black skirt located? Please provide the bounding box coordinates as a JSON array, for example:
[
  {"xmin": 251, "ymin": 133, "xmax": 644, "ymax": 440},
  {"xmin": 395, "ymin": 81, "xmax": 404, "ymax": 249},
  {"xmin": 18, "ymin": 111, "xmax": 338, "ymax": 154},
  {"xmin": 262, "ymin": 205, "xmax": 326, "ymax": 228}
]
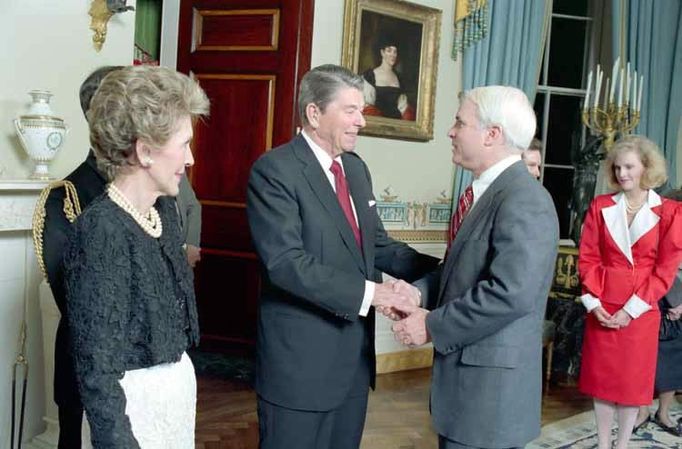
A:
[{"xmin": 655, "ymin": 312, "xmax": 682, "ymax": 392}]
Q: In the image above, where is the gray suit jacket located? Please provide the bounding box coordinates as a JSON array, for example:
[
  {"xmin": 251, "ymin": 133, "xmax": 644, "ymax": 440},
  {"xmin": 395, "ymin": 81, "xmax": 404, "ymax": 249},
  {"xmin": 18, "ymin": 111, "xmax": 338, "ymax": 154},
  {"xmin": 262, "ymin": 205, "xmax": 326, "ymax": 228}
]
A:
[
  {"xmin": 176, "ymin": 174, "xmax": 201, "ymax": 246},
  {"xmin": 425, "ymin": 161, "xmax": 559, "ymax": 447}
]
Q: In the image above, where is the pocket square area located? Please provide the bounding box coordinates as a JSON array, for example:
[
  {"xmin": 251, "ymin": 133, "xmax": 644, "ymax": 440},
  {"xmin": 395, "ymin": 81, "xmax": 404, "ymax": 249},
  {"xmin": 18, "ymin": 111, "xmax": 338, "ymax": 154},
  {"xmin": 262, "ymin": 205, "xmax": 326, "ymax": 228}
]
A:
[{"xmin": 368, "ymin": 200, "xmax": 376, "ymax": 207}]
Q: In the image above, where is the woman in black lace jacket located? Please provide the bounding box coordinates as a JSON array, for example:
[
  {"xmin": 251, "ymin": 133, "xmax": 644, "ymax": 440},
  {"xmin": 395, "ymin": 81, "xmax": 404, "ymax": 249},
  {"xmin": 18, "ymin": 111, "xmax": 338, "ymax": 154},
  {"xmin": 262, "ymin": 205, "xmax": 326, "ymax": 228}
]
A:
[{"xmin": 63, "ymin": 65, "xmax": 209, "ymax": 448}]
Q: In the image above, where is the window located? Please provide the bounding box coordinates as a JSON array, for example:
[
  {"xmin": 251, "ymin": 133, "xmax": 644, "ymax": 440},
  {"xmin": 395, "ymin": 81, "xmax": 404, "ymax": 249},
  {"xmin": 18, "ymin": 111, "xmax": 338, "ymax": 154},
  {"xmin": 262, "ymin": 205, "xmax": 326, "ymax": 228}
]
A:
[{"xmin": 535, "ymin": 0, "xmax": 601, "ymax": 240}]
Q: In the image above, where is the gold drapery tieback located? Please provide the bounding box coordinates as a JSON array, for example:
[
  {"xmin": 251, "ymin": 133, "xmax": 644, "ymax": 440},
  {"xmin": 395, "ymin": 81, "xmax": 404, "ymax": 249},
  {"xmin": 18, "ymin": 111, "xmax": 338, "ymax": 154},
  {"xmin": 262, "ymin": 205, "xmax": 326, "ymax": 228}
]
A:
[{"xmin": 452, "ymin": 0, "xmax": 488, "ymax": 60}]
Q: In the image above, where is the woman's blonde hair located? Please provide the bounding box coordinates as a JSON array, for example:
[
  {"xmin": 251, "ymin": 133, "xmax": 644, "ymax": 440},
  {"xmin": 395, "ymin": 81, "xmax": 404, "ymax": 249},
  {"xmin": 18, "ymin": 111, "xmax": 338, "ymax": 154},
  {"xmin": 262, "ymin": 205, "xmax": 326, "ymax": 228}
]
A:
[
  {"xmin": 88, "ymin": 65, "xmax": 210, "ymax": 181},
  {"xmin": 604, "ymin": 135, "xmax": 668, "ymax": 190}
]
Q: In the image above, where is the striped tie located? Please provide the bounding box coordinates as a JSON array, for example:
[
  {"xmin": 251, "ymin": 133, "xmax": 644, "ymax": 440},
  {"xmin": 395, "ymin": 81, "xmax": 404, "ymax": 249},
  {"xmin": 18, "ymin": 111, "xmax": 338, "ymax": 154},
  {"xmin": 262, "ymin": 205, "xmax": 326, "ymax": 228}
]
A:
[{"xmin": 448, "ymin": 185, "xmax": 474, "ymax": 248}]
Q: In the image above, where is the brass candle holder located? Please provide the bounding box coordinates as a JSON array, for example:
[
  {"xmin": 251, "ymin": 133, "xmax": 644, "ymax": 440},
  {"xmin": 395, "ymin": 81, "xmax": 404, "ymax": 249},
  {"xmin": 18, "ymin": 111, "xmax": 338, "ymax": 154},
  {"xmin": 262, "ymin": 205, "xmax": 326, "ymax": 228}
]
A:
[
  {"xmin": 581, "ymin": 103, "xmax": 640, "ymax": 152},
  {"xmin": 581, "ymin": 58, "xmax": 643, "ymax": 151}
]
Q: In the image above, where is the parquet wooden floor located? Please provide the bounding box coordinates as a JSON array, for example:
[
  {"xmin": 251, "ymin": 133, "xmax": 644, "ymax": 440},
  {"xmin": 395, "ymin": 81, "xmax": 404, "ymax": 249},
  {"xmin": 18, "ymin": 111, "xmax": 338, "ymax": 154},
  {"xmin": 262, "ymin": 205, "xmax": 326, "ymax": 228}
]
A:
[{"xmin": 195, "ymin": 368, "xmax": 593, "ymax": 449}]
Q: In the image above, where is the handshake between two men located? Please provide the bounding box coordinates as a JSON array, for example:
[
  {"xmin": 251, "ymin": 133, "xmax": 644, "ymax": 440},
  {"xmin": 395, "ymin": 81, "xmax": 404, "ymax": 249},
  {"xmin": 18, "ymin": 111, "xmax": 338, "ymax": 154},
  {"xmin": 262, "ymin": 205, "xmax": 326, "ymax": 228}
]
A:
[{"xmin": 372, "ymin": 279, "xmax": 431, "ymax": 348}]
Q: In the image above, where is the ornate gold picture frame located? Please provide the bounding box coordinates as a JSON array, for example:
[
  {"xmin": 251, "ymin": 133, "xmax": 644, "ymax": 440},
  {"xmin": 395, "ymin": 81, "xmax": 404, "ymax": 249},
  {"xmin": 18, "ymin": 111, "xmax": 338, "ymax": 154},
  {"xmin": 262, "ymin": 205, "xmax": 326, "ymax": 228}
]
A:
[{"xmin": 342, "ymin": 0, "xmax": 441, "ymax": 141}]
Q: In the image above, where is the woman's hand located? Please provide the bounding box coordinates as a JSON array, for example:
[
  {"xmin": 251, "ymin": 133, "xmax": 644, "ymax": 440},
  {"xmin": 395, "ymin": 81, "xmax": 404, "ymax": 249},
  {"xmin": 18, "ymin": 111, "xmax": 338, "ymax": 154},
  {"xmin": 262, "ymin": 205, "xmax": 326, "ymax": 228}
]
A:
[
  {"xmin": 607, "ymin": 309, "xmax": 632, "ymax": 328},
  {"xmin": 592, "ymin": 306, "xmax": 615, "ymax": 327},
  {"xmin": 397, "ymin": 94, "xmax": 408, "ymax": 114}
]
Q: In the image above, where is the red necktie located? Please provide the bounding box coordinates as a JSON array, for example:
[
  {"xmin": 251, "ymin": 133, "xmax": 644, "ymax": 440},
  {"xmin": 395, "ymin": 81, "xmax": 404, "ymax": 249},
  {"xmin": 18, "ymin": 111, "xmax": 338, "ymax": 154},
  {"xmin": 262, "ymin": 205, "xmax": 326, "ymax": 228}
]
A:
[
  {"xmin": 448, "ymin": 185, "xmax": 474, "ymax": 247},
  {"xmin": 330, "ymin": 161, "xmax": 362, "ymax": 248}
]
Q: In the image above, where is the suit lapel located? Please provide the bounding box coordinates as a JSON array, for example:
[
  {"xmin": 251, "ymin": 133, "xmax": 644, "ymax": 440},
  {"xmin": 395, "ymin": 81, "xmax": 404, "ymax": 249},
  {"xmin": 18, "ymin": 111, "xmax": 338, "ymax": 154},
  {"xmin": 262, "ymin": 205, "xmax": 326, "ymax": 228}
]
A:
[
  {"xmin": 602, "ymin": 191, "xmax": 662, "ymax": 264},
  {"xmin": 630, "ymin": 190, "xmax": 661, "ymax": 246},
  {"xmin": 601, "ymin": 193, "xmax": 632, "ymax": 264},
  {"xmin": 174, "ymin": 197, "xmax": 186, "ymax": 234},
  {"xmin": 294, "ymin": 138, "xmax": 365, "ymax": 271},
  {"xmin": 438, "ymin": 192, "xmax": 494, "ymax": 300},
  {"xmin": 438, "ymin": 162, "xmax": 523, "ymax": 301}
]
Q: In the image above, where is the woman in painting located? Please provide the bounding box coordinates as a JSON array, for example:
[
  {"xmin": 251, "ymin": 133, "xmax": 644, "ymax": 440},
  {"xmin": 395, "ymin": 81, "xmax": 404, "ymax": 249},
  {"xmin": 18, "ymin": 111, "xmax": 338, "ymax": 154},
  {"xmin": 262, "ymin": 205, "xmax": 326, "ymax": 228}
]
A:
[
  {"xmin": 362, "ymin": 37, "xmax": 415, "ymax": 120},
  {"xmin": 578, "ymin": 135, "xmax": 682, "ymax": 449},
  {"xmin": 64, "ymin": 65, "xmax": 209, "ymax": 448}
]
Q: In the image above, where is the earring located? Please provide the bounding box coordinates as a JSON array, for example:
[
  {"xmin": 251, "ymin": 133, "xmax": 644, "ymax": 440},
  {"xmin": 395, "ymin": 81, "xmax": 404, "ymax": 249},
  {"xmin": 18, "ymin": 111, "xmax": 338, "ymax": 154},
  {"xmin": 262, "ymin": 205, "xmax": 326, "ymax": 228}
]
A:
[{"xmin": 144, "ymin": 157, "xmax": 154, "ymax": 166}]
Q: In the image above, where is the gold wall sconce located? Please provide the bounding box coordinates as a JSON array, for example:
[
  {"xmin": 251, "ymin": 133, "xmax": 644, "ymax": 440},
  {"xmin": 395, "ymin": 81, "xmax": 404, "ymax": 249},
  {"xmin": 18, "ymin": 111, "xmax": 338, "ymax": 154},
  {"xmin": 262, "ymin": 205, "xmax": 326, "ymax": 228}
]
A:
[{"xmin": 89, "ymin": 0, "xmax": 134, "ymax": 52}]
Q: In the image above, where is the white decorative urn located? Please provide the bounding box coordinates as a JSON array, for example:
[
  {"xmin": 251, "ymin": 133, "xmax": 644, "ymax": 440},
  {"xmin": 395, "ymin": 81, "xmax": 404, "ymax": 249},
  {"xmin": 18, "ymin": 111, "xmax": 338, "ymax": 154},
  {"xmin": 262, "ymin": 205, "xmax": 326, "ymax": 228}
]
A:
[{"xmin": 14, "ymin": 90, "xmax": 69, "ymax": 180}]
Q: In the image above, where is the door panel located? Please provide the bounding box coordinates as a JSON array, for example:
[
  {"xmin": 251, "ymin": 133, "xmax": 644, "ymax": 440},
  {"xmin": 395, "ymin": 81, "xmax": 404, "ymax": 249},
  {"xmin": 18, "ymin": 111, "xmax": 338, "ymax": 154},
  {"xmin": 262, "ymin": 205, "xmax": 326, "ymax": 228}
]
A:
[
  {"xmin": 192, "ymin": 75, "xmax": 275, "ymax": 202},
  {"xmin": 193, "ymin": 251, "xmax": 261, "ymax": 352},
  {"xmin": 200, "ymin": 205, "xmax": 251, "ymax": 252},
  {"xmin": 177, "ymin": 0, "xmax": 313, "ymax": 354},
  {"xmin": 194, "ymin": 9, "xmax": 280, "ymax": 50}
]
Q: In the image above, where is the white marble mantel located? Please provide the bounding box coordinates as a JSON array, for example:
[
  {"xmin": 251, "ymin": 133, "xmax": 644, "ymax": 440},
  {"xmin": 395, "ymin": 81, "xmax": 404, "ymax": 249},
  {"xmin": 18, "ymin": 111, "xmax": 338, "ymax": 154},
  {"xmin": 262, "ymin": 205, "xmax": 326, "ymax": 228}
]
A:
[
  {"xmin": 0, "ymin": 180, "xmax": 49, "ymax": 231},
  {"xmin": 0, "ymin": 180, "xmax": 54, "ymax": 448}
]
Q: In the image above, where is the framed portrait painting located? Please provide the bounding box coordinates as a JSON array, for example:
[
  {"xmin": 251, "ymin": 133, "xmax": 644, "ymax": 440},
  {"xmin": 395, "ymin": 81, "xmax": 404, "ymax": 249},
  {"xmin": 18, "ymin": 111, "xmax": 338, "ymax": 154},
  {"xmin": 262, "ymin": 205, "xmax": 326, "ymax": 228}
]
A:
[{"xmin": 342, "ymin": 0, "xmax": 441, "ymax": 141}]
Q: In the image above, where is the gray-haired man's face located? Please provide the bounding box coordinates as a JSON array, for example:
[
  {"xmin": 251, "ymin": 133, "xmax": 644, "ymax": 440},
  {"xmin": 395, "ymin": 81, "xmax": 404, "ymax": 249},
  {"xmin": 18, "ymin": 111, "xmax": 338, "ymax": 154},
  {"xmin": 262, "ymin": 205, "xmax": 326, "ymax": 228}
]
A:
[{"xmin": 308, "ymin": 87, "xmax": 366, "ymax": 158}]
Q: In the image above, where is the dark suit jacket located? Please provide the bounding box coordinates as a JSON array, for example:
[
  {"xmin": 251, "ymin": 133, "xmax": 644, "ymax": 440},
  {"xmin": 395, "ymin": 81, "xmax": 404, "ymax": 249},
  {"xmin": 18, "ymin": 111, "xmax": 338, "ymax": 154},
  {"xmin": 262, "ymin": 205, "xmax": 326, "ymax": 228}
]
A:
[
  {"xmin": 43, "ymin": 150, "xmax": 106, "ymax": 406},
  {"xmin": 247, "ymin": 134, "xmax": 439, "ymax": 411},
  {"xmin": 424, "ymin": 161, "xmax": 559, "ymax": 447},
  {"xmin": 663, "ymin": 275, "xmax": 682, "ymax": 308}
]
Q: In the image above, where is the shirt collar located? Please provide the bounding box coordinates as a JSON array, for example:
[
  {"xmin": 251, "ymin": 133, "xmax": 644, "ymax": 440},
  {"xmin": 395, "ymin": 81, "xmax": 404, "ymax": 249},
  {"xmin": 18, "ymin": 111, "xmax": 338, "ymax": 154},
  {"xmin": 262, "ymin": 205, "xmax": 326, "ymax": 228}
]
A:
[
  {"xmin": 611, "ymin": 189, "xmax": 662, "ymax": 209},
  {"xmin": 302, "ymin": 130, "xmax": 343, "ymax": 172},
  {"xmin": 471, "ymin": 155, "xmax": 521, "ymax": 202}
]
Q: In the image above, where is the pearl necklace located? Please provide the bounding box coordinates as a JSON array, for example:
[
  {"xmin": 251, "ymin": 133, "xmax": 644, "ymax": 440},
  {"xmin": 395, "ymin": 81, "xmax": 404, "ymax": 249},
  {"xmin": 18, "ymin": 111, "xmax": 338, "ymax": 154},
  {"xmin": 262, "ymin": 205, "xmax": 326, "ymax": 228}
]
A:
[
  {"xmin": 624, "ymin": 194, "xmax": 646, "ymax": 215},
  {"xmin": 107, "ymin": 184, "xmax": 162, "ymax": 238}
]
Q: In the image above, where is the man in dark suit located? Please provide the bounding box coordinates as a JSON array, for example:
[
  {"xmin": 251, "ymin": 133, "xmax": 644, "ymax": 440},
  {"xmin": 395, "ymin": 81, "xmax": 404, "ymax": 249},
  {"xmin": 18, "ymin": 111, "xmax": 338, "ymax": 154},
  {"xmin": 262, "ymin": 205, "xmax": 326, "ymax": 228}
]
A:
[
  {"xmin": 40, "ymin": 65, "xmax": 203, "ymax": 448},
  {"xmin": 247, "ymin": 64, "xmax": 439, "ymax": 449},
  {"xmin": 393, "ymin": 86, "xmax": 559, "ymax": 449}
]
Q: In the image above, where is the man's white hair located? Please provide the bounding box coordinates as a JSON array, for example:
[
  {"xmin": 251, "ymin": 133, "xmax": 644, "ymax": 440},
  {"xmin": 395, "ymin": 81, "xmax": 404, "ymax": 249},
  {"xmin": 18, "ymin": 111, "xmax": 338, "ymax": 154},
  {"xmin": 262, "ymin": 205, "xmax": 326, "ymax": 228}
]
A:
[{"xmin": 462, "ymin": 86, "xmax": 536, "ymax": 151}]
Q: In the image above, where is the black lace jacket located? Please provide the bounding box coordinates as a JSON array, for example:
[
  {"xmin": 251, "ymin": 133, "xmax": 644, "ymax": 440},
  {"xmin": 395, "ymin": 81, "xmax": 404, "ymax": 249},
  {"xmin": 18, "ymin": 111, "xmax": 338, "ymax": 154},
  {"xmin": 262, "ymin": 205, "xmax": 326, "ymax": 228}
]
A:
[{"xmin": 64, "ymin": 194, "xmax": 200, "ymax": 448}]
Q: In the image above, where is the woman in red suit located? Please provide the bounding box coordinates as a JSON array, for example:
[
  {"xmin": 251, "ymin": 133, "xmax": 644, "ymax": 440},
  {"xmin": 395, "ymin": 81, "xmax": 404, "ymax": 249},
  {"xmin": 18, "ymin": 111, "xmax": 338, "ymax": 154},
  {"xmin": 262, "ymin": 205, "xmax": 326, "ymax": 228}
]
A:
[{"xmin": 578, "ymin": 135, "xmax": 682, "ymax": 449}]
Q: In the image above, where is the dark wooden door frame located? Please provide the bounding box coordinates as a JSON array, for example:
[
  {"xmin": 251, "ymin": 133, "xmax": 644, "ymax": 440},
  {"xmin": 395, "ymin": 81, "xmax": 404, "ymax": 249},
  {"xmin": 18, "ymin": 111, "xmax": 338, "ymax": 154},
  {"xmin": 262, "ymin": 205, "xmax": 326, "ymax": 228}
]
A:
[{"xmin": 176, "ymin": 0, "xmax": 314, "ymax": 354}]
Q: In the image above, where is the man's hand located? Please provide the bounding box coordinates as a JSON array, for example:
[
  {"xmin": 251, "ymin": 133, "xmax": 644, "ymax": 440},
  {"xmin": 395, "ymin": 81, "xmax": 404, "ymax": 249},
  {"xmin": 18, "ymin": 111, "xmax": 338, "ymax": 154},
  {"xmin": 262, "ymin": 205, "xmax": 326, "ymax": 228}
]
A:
[
  {"xmin": 392, "ymin": 307, "xmax": 430, "ymax": 347},
  {"xmin": 373, "ymin": 281, "xmax": 414, "ymax": 321},
  {"xmin": 186, "ymin": 244, "xmax": 201, "ymax": 268},
  {"xmin": 391, "ymin": 280, "xmax": 421, "ymax": 307},
  {"xmin": 607, "ymin": 309, "xmax": 632, "ymax": 329}
]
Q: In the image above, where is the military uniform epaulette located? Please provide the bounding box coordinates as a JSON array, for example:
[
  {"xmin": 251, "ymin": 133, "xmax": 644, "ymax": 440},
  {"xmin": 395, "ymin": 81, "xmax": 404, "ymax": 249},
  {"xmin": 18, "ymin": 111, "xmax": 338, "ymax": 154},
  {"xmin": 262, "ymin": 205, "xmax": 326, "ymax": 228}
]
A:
[{"xmin": 32, "ymin": 181, "xmax": 82, "ymax": 280}]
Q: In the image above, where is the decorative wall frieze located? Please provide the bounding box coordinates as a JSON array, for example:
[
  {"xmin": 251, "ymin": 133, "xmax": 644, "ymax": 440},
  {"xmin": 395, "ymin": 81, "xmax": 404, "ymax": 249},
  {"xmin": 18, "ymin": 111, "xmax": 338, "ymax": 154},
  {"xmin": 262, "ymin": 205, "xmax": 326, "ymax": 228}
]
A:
[{"xmin": 377, "ymin": 186, "xmax": 451, "ymax": 242}]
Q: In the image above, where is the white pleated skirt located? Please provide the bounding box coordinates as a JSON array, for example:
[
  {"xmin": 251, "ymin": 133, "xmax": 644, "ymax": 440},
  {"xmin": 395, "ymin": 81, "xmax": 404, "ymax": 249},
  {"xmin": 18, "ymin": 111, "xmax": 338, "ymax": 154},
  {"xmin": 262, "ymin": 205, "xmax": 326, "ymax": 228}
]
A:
[{"xmin": 83, "ymin": 352, "xmax": 196, "ymax": 449}]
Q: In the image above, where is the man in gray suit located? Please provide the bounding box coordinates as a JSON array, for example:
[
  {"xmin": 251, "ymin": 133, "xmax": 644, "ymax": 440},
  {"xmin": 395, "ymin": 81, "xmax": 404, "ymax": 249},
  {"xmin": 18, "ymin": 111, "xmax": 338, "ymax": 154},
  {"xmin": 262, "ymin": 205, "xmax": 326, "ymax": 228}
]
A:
[
  {"xmin": 247, "ymin": 64, "xmax": 439, "ymax": 449},
  {"xmin": 176, "ymin": 175, "xmax": 202, "ymax": 267},
  {"xmin": 392, "ymin": 86, "xmax": 559, "ymax": 449}
]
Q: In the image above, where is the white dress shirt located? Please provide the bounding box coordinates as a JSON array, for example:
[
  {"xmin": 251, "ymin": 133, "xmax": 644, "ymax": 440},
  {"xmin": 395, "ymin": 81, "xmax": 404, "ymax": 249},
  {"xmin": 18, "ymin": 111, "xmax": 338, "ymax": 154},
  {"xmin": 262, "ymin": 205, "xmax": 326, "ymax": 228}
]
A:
[
  {"xmin": 470, "ymin": 155, "xmax": 522, "ymax": 209},
  {"xmin": 301, "ymin": 131, "xmax": 374, "ymax": 317}
]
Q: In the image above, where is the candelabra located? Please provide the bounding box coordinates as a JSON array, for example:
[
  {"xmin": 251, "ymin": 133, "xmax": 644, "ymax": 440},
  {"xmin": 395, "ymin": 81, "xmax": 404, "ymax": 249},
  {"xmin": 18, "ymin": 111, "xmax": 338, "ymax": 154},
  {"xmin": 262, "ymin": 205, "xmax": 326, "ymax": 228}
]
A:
[{"xmin": 581, "ymin": 57, "xmax": 643, "ymax": 151}]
